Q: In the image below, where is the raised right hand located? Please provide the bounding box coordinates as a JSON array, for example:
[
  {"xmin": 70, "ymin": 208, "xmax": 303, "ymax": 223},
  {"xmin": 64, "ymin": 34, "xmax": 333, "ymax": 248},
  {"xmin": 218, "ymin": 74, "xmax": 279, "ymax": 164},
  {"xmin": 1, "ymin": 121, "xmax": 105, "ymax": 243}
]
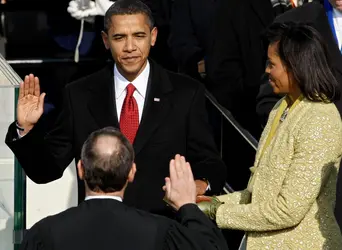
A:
[
  {"xmin": 163, "ymin": 155, "xmax": 197, "ymax": 211},
  {"xmin": 17, "ymin": 74, "xmax": 45, "ymax": 135}
]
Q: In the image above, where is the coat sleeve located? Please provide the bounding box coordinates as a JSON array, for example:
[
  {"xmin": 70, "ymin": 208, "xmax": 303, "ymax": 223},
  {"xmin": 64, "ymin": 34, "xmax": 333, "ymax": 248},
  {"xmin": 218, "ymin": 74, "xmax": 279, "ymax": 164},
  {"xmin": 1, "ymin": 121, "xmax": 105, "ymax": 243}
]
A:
[
  {"xmin": 215, "ymin": 112, "xmax": 342, "ymax": 231},
  {"xmin": 5, "ymin": 87, "xmax": 74, "ymax": 183},
  {"xmin": 163, "ymin": 204, "xmax": 229, "ymax": 250},
  {"xmin": 186, "ymin": 83, "xmax": 227, "ymax": 194},
  {"xmin": 19, "ymin": 229, "xmax": 45, "ymax": 250},
  {"xmin": 19, "ymin": 219, "xmax": 53, "ymax": 250}
]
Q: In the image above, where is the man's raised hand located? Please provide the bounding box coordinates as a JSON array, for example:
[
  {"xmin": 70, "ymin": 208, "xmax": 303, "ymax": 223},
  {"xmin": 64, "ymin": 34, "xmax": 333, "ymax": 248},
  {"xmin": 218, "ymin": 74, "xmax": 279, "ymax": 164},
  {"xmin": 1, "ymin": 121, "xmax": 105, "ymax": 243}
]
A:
[
  {"xmin": 163, "ymin": 154, "xmax": 197, "ymax": 210},
  {"xmin": 17, "ymin": 74, "xmax": 45, "ymax": 135}
]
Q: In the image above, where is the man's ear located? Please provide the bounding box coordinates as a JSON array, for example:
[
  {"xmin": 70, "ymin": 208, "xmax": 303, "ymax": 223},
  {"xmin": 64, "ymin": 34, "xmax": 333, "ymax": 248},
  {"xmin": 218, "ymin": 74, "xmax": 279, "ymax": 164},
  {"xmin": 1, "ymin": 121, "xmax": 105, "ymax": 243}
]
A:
[
  {"xmin": 101, "ymin": 31, "xmax": 110, "ymax": 50},
  {"xmin": 77, "ymin": 160, "xmax": 85, "ymax": 180},
  {"xmin": 127, "ymin": 163, "xmax": 137, "ymax": 183},
  {"xmin": 150, "ymin": 27, "xmax": 158, "ymax": 47}
]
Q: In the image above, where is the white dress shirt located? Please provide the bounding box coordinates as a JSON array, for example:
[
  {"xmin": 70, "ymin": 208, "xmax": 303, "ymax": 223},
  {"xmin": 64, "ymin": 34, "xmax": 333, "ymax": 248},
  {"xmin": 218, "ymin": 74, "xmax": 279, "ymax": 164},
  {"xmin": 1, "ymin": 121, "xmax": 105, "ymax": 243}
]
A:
[
  {"xmin": 85, "ymin": 195, "xmax": 122, "ymax": 202},
  {"xmin": 333, "ymin": 8, "xmax": 342, "ymax": 50},
  {"xmin": 114, "ymin": 61, "xmax": 150, "ymax": 123}
]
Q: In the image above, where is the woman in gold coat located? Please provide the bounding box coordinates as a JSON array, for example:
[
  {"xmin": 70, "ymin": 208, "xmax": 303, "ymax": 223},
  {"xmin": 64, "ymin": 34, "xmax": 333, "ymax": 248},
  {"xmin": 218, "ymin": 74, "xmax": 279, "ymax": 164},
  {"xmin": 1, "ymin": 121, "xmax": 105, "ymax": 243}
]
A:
[{"xmin": 198, "ymin": 23, "xmax": 342, "ymax": 249}]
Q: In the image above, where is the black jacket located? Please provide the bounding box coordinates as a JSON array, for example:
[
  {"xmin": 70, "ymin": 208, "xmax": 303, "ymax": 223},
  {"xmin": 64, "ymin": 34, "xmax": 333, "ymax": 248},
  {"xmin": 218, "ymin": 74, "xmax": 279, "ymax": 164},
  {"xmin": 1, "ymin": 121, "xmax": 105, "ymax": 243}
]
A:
[
  {"xmin": 6, "ymin": 60, "xmax": 226, "ymax": 216},
  {"xmin": 20, "ymin": 199, "xmax": 229, "ymax": 250}
]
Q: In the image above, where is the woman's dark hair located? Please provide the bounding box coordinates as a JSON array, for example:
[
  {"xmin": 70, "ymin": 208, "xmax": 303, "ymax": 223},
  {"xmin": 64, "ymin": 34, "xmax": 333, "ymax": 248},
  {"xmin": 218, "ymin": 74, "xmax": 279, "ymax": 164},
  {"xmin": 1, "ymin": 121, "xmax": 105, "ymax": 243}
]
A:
[{"xmin": 265, "ymin": 22, "xmax": 340, "ymax": 102}]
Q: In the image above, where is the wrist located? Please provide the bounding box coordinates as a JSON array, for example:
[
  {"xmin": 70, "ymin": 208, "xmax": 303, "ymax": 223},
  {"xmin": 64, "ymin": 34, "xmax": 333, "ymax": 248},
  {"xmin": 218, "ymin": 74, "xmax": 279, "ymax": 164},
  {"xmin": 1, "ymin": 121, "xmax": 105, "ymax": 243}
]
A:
[
  {"xmin": 16, "ymin": 121, "xmax": 33, "ymax": 135},
  {"xmin": 175, "ymin": 201, "xmax": 196, "ymax": 211},
  {"xmin": 16, "ymin": 121, "xmax": 25, "ymax": 131}
]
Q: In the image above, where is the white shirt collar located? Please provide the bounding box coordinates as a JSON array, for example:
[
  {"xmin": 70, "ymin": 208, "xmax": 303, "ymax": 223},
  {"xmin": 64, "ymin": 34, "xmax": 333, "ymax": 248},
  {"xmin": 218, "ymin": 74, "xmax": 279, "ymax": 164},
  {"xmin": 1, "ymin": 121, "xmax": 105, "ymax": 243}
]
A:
[
  {"xmin": 114, "ymin": 61, "xmax": 150, "ymax": 100},
  {"xmin": 333, "ymin": 8, "xmax": 342, "ymax": 49},
  {"xmin": 85, "ymin": 195, "xmax": 122, "ymax": 202}
]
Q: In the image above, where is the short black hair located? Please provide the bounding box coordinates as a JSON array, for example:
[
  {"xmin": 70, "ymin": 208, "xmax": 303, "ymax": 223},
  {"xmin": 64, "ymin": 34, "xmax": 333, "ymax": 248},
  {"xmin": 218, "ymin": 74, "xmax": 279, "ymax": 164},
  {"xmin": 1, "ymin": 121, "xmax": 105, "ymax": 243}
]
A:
[
  {"xmin": 104, "ymin": 0, "xmax": 154, "ymax": 33},
  {"xmin": 81, "ymin": 127, "xmax": 135, "ymax": 193},
  {"xmin": 265, "ymin": 22, "xmax": 340, "ymax": 102}
]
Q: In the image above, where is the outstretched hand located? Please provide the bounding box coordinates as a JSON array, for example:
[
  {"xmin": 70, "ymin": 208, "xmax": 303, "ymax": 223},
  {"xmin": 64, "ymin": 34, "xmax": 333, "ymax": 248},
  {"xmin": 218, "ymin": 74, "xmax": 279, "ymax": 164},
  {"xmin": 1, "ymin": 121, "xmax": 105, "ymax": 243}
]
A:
[
  {"xmin": 163, "ymin": 154, "xmax": 197, "ymax": 210},
  {"xmin": 17, "ymin": 74, "xmax": 45, "ymax": 135}
]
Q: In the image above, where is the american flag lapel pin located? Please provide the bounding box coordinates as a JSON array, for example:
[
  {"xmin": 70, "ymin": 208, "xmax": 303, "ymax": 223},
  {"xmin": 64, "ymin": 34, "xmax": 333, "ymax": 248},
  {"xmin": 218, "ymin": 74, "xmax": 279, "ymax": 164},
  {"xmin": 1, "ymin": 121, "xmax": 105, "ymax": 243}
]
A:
[{"xmin": 154, "ymin": 97, "xmax": 160, "ymax": 102}]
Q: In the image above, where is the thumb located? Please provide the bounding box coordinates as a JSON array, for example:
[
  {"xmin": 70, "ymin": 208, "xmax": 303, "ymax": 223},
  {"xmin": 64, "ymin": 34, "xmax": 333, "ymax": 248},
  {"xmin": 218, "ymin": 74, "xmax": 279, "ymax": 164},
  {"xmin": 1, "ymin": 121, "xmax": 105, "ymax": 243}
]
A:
[{"xmin": 38, "ymin": 93, "xmax": 46, "ymax": 113}]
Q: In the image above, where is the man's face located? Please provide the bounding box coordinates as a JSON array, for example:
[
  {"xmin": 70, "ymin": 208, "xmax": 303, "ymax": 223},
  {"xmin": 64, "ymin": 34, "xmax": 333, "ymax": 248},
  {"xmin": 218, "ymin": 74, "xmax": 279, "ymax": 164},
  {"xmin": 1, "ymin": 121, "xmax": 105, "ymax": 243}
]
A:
[
  {"xmin": 102, "ymin": 14, "xmax": 157, "ymax": 81},
  {"xmin": 329, "ymin": 0, "xmax": 342, "ymax": 11}
]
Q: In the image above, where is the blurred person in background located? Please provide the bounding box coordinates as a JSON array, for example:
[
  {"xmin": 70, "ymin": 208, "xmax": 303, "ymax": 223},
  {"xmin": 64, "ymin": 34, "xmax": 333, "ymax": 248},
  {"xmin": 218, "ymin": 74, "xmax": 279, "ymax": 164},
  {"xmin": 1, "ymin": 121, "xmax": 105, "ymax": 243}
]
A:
[
  {"xmin": 206, "ymin": 0, "xmax": 315, "ymax": 138},
  {"xmin": 206, "ymin": 0, "xmax": 274, "ymax": 139},
  {"xmin": 167, "ymin": 0, "xmax": 217, "ymax": 82}
]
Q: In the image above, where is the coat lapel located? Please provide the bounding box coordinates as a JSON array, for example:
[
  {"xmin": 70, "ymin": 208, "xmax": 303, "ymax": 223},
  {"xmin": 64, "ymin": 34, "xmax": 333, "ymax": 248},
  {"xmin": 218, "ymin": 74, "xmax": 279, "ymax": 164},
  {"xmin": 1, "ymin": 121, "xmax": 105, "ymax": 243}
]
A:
[
  {"xmin": 87, "ymin": 64, "xmax": 119, "ymax": 129},
  {"xmin": 322, "ymin": 1, "xmax": 342, "ymax": 76},
  {"xmin": 133, "ymin": 61, "xmax": 173, "ymax": 156},
  {"xmin": 254, "ymin": 107, "xmax": 276, "ymax": 167}
]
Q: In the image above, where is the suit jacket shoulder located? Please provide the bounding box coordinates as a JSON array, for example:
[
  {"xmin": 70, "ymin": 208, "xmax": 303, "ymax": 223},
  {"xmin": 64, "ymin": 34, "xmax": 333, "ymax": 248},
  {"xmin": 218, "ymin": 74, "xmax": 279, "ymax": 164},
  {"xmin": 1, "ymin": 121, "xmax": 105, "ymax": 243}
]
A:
[
  {"xmin": 21, "ymin": 200, "xmax": 228, "ymax": 250},
  {"xmin": 21, "ymin": 200, "xmax": 172, "ymax": 250},
  {"xmin": 275, "ymin": 2, "xmax": 325, "ymax": 23}
]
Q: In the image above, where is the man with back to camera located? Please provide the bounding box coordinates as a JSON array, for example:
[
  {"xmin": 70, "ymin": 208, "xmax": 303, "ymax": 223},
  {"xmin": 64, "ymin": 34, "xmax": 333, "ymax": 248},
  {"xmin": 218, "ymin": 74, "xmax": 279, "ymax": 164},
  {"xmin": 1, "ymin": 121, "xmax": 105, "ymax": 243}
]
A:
[
  {"xmin": 5, "ymin": 0, "xmax": 226, "ymax": 217},
  {"xmin": 19, "ymin": 127, "xmax": 229, "ymax": 250}
]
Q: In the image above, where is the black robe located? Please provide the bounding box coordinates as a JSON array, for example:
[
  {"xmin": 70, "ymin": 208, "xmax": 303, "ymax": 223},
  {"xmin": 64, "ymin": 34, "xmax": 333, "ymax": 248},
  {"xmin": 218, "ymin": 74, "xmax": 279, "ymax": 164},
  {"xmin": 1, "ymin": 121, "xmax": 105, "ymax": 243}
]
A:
[{"xmin": 19, "ymin": 199, "xmax": 228, "ymax": 250}]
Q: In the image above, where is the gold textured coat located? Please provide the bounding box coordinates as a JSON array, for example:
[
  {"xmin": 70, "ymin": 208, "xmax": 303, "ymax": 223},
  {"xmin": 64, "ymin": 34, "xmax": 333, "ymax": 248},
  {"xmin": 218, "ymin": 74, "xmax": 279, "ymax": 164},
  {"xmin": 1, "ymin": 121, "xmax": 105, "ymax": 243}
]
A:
[{"xmin": 216, "ymin": 98, "xmax": 342, "ymax": 249}]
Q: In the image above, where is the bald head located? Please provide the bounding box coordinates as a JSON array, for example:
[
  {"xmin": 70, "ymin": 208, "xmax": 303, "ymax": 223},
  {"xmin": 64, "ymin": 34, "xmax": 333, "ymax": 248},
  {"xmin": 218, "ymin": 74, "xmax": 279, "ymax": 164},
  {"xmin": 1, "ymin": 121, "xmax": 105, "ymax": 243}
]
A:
[
  {"xmin": 80, "ymin": 127, "xmax": 135, "ymax": 193},
  {"xmin": 94, "ymin": 136, "xmax": 120, "ymax": 157}
]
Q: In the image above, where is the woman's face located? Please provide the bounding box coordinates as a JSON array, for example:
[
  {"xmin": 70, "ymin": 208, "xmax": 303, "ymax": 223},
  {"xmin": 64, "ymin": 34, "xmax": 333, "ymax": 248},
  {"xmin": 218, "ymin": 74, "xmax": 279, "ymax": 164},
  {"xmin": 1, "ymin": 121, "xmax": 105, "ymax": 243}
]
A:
[{"xmin": 265, "ymin": 43, "xmax": 296, "ymax": 95}]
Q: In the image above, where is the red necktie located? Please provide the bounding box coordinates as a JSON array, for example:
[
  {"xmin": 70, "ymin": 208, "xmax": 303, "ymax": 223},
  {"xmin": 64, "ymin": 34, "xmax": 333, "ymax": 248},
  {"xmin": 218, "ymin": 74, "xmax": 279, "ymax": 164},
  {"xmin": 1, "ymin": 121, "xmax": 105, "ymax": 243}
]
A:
[{"xmin": 120, "ymin": 83, "xmax": 139, "ymax": 144}]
